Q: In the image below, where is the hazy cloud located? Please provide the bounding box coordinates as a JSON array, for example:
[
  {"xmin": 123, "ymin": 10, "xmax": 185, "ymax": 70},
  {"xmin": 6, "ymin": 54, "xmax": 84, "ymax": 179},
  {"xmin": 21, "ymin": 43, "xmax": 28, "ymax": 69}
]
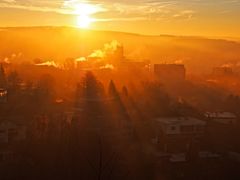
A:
[
  {"xmin": 0, "ymin": 0, "xmax": 240, "ymax": 22},
  {"xmin": 0, "ymin": 0, "xmax": 196, "ymax": 21}
]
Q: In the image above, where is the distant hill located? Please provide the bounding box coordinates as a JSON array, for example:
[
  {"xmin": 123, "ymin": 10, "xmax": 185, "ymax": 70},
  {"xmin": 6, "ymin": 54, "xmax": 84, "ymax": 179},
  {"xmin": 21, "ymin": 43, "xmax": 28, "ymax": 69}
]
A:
[{"xmin": 1, "ymin": 26, "xmax": 240, "ymax": 73}]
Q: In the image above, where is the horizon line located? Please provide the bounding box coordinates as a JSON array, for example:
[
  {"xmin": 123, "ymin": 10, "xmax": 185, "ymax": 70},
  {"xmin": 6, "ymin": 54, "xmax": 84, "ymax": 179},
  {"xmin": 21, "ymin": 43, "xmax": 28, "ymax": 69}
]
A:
[{"xmin": 0, "ymin": 25, "xmax": 240, "ymax": 41}]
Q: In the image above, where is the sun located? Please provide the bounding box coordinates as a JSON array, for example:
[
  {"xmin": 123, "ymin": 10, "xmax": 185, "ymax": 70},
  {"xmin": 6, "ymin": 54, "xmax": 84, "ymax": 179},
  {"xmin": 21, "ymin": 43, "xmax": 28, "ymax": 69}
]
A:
[
  {"xmin": 77, "ymin": 14, "xmax": 93, "ymax": 28},
  {"xmin": 73, "ymin": 3, "xmax": 99, "ymax": 28}
]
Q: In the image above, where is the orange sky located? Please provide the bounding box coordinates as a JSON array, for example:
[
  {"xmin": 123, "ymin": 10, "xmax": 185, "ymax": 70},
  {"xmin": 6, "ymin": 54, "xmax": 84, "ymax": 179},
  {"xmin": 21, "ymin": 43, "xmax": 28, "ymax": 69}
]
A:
[{"xmin": 0, "ymin": 0, "xmax": 240, "ymax": 38}]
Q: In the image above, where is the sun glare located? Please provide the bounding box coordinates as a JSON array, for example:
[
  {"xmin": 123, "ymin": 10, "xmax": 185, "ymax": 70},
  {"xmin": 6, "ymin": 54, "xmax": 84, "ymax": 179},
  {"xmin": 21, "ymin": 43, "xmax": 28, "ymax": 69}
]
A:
[
  {"xmin": 73, "ymin": 3, "xmax": 100, "ymax": 28},
  {"xmin": 77, "ymin": 14, "xmax": 93, "ymax": 28}
]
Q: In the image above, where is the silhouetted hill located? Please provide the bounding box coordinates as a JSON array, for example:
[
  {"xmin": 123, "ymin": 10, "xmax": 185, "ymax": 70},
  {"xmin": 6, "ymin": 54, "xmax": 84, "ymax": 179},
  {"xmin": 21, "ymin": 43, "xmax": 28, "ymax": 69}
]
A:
[{"xmin": 1, "ymin": 26, "xmax": 240, "ymax": 73}]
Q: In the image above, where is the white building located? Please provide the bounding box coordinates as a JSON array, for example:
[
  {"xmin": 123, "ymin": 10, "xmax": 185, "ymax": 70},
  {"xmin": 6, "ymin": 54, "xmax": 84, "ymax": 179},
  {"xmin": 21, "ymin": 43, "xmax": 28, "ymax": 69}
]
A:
[
  {"xmin": 205, "ymin": 112, "xmax": 237, "ymax": 124},
  {"xmin": 156, "ymin": 117, "xmax": 206, "ymax": 136}
]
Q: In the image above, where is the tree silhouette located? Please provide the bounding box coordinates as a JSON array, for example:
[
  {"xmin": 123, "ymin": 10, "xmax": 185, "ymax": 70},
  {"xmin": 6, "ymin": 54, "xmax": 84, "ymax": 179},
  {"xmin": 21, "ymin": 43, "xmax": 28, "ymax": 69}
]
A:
[
  {"xmin": 108, "ymin": 80, "xmax": 119, "ymax": 99},
  {"xmin": 78, "ymin": 71, "xmax": 104, "ymax": 99}
]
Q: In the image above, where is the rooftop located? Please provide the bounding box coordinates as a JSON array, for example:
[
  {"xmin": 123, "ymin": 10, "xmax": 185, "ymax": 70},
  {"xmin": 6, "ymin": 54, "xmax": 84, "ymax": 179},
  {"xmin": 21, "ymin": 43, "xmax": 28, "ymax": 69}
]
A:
[
  {"xmin": 205, "ymin": 112, "xmax": 237, "ymax": 119},
  {"xmin": 156, "ymin": 117, "xmax": 206, "ymax": 126}
]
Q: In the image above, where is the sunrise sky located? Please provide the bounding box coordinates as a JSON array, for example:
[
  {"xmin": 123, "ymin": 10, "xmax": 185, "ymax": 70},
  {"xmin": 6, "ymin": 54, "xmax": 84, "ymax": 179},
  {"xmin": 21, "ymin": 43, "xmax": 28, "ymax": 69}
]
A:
[{"xmin": 0, "ymin": 0, "xmax": 240, "ymax": 37}]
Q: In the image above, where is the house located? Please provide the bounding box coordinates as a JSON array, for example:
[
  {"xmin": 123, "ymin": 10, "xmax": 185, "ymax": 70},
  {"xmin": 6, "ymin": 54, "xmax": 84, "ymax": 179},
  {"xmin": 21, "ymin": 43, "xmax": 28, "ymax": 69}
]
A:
[
  {"xmin": 156, "ymin": 117, "xmax": 206, "ymax": 136},
  {"xmin": 154, "ymin": 117, "xmax": 206, "ymax": 152}
]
